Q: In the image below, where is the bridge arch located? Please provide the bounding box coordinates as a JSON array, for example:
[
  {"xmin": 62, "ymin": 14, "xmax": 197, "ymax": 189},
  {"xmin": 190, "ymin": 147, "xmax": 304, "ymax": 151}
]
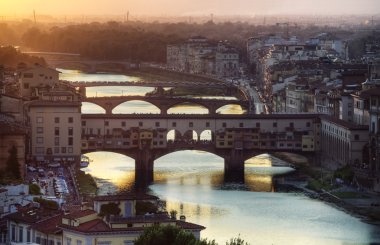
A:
[
  {"xmin": 167, "ymin": 102, "xmax": 209, "ymax": 114},
  {"xmin": 81, "ymin": 102, "xmax": 106, "ymax": 114},
  {"xmin": 200, "ymin": 129, "xmax": 214, "ymax": 142},
  {"xmin": 167, "ymin": 129, "xmax": 182, "ymax": 142},
  {"xmin": 112, "ymin": 100, "xmax": 161, "ymax": 114},
  {"xmin": 216, "ymin": 104, "xmax": 247, "ymax": 114},
  {"xmin": 183, "ymin": 130, "xmax": 199, "ymax": 142}
]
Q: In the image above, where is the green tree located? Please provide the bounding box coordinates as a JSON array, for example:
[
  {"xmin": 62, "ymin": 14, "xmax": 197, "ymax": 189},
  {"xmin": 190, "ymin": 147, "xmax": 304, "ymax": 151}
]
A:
[
  {"xmin": 29, "ymin": 183, "xmax": 41, "ymax": 195},
  {"xmin": 6, "ymin": 145, "xmax": 21, "ymax": 180},
  {"xmin": 33, "ymin": 197, "xmax": 59, "ymax": 210},
  {"xmin": 226, "ymin": 236, "xmax": 249, "ymax": 245},
  {"xmin": 134, "ymin": 225, "xmax": 216, "ymax": 245}
]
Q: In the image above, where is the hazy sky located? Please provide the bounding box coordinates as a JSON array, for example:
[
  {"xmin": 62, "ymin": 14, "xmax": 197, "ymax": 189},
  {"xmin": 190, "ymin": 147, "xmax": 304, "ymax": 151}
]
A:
[{"xmin": 0, "ymin": 0, "xmax": 379, "ymax": 16}]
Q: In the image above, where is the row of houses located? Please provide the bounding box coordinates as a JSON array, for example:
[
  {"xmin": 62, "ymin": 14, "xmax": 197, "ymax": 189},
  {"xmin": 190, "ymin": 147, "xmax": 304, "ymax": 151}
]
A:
[
  {"xmin": 1, "ymin": 193, "xmax": 204, "ymax": 245},
  {"xmin": 167, "ymin": 36, "xmax": 240, "ymax": 78}
]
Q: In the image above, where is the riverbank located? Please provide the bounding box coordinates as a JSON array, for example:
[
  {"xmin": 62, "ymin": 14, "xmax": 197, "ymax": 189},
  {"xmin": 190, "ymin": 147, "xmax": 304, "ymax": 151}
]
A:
[{"xmin": 273, "ymin": 152, "xmax": 380, "ymax": 225}]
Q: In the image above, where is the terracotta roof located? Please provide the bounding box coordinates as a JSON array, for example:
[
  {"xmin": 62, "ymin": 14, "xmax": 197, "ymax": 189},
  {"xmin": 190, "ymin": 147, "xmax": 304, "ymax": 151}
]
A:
[
  {"xmin": 60, "ymin": 219, "xmax": 111, "ymax": 233},
  {"xmin": 60, "ymin": 218, "xmax": 205, "ymax": 234},
  {"xmin": 5, "ymin": 208, "xmax": 61, "ymax": 225},
  {"xmin": 176, "ymin": 220, "xmax": 205, "ymax": 230},
  {"xmin": 94, "ymin": 193, "xmax": 159, "ymax": 202},
  {"xmin": 63, "ymin": 209, "xmax": 96, "ymax": 219},
  {"xmin": 31, "ymin": 214, "xmax": 62, "ymax": 234}
]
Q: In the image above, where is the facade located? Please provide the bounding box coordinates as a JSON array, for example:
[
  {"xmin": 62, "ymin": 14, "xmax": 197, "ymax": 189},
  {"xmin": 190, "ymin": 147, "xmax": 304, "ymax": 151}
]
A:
[
  {"xmin": 0, "ymin": 113, "xmax": 27, "ymax": 177},
  {"xmin": 167, "ymin": 37, "xmax": 239, "ymax": 78},
  {"xmin": 18, "ymin": 67, "xmax": 59, "ymax": 98},
  {"xmin": 81, "ymin": 114, "xmax": 321, "ymax": 154},
  {"xmin": 320, "ymin": 116, "xmax": 368, "ymax": 169},
  {"xmin": 27, "ymin": 94, "xmax": 81, "ymax": 163},
  {"xmin": 367, "ymin": 88, "xmax": 380, "ymax": 192}
]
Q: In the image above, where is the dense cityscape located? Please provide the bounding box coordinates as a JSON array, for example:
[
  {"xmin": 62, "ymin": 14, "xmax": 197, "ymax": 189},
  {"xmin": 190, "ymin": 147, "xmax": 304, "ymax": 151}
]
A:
[{"xmin": 1, "ymin": 1, "xmax": 380, "ymax": 244}]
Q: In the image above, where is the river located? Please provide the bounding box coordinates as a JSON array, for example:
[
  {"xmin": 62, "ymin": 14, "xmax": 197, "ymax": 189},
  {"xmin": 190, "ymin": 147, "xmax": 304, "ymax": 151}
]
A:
[{"xmin": 60, "ymin": 69, "xmax": 380, "ymax": 245}]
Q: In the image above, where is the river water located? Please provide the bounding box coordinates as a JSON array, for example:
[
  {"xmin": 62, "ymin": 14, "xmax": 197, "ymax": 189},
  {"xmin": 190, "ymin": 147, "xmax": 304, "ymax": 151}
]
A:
[{"xmin": 60, "ymin": 69, "xmax": 380, "ymax": 245}]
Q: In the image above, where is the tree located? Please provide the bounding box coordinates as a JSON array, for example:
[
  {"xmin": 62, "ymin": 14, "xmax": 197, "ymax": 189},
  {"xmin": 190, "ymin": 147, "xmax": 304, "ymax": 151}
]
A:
[
  {"xmin": 29, "ymin": 183, "xmax": 41, "ymax": 195},
  {"xmin": 6, "ymin": 145, "xmax": 21, "ymax": 179},
  {"xmin": 134, "ymin": 225, "xmax": 216, "ymax": 245},
  {"xmin": 225, "ymin": 236, "xmax": 249, "ymax": 245}
]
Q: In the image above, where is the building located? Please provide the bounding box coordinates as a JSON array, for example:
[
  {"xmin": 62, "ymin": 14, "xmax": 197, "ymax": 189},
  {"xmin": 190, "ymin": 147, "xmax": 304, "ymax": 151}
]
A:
[
  {"xmin": 18, "ymin": 66, "xmax": 60, "ymax": 98},
  {"xmin": 0, "ymin": 113, "xmax": 27, "ymax": 177},
  {"xmin": 26, "ymin": 90, "xmax": 81, "ymax": 164},
  {"xmin": 5, "ymin": 193, "xmax": 206, "ymax": 245},
  {"xmin": 320, "ymin": 116, "xmax": 368, "ymax": 170},
  {"xmin": 167, "ymin": 37, "xmax": 240, "ymax": 78},
  {"xmin": 367, "ymin": 88, "xmax": 380, "ymax": 192}
]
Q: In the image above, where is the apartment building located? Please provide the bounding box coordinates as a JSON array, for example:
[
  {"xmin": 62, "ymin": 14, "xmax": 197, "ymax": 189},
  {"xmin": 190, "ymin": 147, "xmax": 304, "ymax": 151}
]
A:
[{"xmin": 27, "ymin": 90, "xmax": 81, "ymax": 164}]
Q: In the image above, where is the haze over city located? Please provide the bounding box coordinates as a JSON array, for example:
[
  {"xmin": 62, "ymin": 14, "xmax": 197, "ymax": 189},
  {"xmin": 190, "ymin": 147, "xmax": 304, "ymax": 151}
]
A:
[{"xmin": 0, "ymin": 0, "xmax": 379, "ymax": 16}]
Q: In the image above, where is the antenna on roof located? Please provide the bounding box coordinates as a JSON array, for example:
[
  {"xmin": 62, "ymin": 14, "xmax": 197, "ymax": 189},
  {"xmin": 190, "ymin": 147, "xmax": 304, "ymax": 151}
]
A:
[{"xmin": 33, "ymin": 10, "xmax": 36, "ymax": 24}]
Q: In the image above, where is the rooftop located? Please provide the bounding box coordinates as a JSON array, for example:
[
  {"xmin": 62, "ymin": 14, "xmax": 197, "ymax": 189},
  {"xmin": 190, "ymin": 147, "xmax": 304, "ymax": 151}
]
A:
[{"xmin": 63, "ymin": 209, "xmax": 96, "ymax": 219}]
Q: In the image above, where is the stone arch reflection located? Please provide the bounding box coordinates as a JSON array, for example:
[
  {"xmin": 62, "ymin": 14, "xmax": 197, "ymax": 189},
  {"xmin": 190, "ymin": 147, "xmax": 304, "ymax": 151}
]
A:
[
  {"xmin": 82, "ymin": 151, "xmax": 135, "ymax": 193},
  {"xmin": 154, "ymin": 150, "xmax": 224, "ymax": 186}
]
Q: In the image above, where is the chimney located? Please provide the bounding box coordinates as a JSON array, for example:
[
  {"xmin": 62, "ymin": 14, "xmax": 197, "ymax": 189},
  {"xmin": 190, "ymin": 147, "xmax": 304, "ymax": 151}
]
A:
[{"xmin": 179, "ymin": 215, "xmax": 186, "ymax": 222}]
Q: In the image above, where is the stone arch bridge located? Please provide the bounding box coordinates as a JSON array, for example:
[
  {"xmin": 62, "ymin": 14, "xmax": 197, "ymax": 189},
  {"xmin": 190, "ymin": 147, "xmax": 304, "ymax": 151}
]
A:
[
  {"xmin": 82, "ymin": 96, "xmax": 252, "ymax": 115},
  {"xmin": 81, "ymin": 113, "xmax": 320, "ymax": 186}
]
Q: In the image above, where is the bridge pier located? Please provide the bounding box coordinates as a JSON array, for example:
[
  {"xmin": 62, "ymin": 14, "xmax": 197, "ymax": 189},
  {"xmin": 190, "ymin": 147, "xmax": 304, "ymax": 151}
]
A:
[
  {"xmin": 134, "ymin": 149, "xmax": 154, "ymax": 190},
  {"xmin": 224, "ymin": 149, "xmax": 245, "ymax": 183}
]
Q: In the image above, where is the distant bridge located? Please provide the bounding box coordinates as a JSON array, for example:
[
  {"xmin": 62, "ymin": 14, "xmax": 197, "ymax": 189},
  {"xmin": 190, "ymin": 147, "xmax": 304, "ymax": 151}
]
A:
[
  {"xmin": 82, "ymin": 95, "xmax": 252, "ymax": 115},
  {"xmin": 63, "ymin": 80, "xmax": 233, "ymax": 89}
]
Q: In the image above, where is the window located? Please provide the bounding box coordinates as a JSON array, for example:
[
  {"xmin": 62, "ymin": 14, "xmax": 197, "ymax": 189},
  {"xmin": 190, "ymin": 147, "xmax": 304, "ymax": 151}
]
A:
[
  {"xmin": 105, "ymin": 121, "xmax": 109, "ymax": 126},
  {"xmin": 66, "ymin": 237, "xmax": 72, "ymax": 245},
  {"xmin": 98, "ymin": 242, "xmax": 111, "ymax": 245},
  {"xmin": 61, "ymin": 147, "xmax": 66, "ymax": 153},
  {"xmin": 222, "ymin": 122, "xmax": 227, "ymax": 127},
  {"xmin": 37, "ymin": 127, "xmax": 43, "ymax": 133},
  {"xmin": 26, "ymin": 228, "xmax": 31, "ymax": 243},
  {"xmin": 189, "ymin": 122, "xmax": 193, "ymax": 127},
  {"xmin": 273, "ymin": 122, "xmax": 277, "ymax": 127},
  {"xmin": 172, "ymin": 122, "xmax": 177, "ymax": 127},
  {"xmin": 122, "ymin": 121, "xmax": 126, "ymax": 127},
  {"xmin": 54, "ymin": 147, "xmax": 59, "ymax": 154},
  {"xmin": 68, "ymin": 117, "xmax": 73, "ymax": 123},
  {"xmin": 23, "ymin": 83, "xmax": 29, "ymax": 89},
  {"xmin": 18, "ymin": 227, "xmax": 23, "ymax": 242},
  {"xmin": 256, "ymin": 122, "xmax": 260, "ymax": 128},
  {"xmin": 55, "ymin": 127, "xmax": 60, "ymax": 136},
  {"xmin": 68, "ymin": 127, "xmax": 73, "ymax": 136},
  {"xmin": 139, "ymin": 122, "xmax": 143, "ymax": 127},
  {"xmin": 206, "ymin": 122, "xmax": 210, "ymax": 127},
  {"xmin": 76, "ymin": 240, "xmax": 82, "ymax": 245},
  {"xmin": 37, "ymin": 117, "xmax": 43, "ymax": 123},
  {"xmin": 306, "ymin": 122, "xmax": 311, "ymax": 127},
  {"xmin": 354, "ymin": 134, "xmax": 359, "ymax": 140},
  {"xmin": 49, "ymin": 240, "xmax": 54, "ymax": 245},
  {"xmin": 68, "ymin": 137, "xmax": 73, "ymax": 146},
  {"xmin": 290, "ymin": 122, "xmax": 294, "ymax": 128},
  {"xmin": 37, "ymin": 137, "xmax": 43, "ymax": 144},
  {"xmin": 155, "ymin": 122, "xmax": 160, "ymax": 127},
  {"xmin": 239, "ymin": 122, "xmax": 244, "ymax": 127},
  {"xmin": 81, "ymin": 121, "xmax": 86, "ymax": 126},
  {"xmin": 55, "ymin": 117, "xmax": 60, "ymax": 123}
]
